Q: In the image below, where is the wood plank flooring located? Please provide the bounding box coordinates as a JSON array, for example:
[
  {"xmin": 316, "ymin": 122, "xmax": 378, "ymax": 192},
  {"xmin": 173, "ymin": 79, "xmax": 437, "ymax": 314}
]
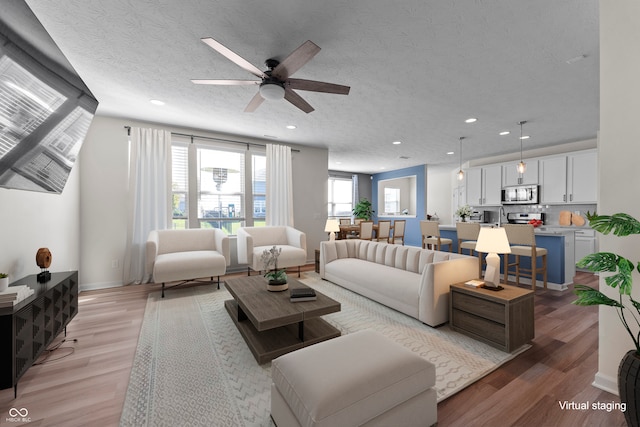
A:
[{"xmin": 0, "ymin": 269, "xmax": 627, "ymax": 426}]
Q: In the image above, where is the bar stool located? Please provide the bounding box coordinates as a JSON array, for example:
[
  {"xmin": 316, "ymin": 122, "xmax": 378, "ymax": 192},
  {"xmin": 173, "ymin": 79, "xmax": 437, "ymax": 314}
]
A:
[
  {"xmin": 420, "ymin": 220, "xmax": 452, "ymax": 252},
  {"xmin": 456, "ymin": 222, "xmax": 482, "ymax": 277},
  {"xmin": 502, "ymin": 224, "xmax": 548, "ymax": 290}
]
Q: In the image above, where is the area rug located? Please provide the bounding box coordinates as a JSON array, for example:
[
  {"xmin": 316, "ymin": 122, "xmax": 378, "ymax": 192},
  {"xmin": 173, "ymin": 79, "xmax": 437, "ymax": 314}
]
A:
[{"xmin": 120, "ymin": 272, "xmax": 529, "ymax": 427}]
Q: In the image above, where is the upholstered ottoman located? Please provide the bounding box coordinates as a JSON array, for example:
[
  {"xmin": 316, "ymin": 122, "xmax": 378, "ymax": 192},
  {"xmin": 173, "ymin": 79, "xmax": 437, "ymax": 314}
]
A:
[{"xmin": 270, "ymin": 329, "xmax": 437, "ymax": 427}]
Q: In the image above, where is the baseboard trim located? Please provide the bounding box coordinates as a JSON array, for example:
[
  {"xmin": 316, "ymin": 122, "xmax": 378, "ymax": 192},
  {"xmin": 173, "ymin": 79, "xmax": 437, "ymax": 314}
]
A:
[
  {"xmin": 592, "ymin": 372, "xmax": 619, "ymax": 395},
  {"xmin": 80, "ymin": 281, "xmax": 123, "ymax": 292}
]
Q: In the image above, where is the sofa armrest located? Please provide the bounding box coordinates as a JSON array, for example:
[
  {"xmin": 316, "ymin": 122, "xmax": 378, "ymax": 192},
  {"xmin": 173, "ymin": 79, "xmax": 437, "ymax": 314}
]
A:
[
  {"xmin": 236, "ymin": 227, "xmax": 253, "ymax": 265},
  {"xmin": 213, "ymin": 229, "xmax": 231, "ymax": 266},
  {"xmin": 285, "ymin": 226, "xmax": 307, "ymax": 251},
  {"xmin": 418, "ymin": 256, "xmax": 478, "ymax": 326},
  {"xmin": 146, "ymin": 230, "xmax": 160, "ymax": 279}
]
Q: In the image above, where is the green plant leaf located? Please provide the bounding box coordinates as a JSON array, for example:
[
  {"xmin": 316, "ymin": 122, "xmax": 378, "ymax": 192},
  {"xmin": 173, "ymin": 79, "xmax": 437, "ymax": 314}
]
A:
[
  {"xmin": 586, "ymin": 212, "xmax": 640, "ymax": 237},
  {"xmin": 577, "ymin": 252, "xmax": 621, "ymax": 272},
  {"xmin": 573, "ymin": 284, "xmax": 624, "ymax": 307}
]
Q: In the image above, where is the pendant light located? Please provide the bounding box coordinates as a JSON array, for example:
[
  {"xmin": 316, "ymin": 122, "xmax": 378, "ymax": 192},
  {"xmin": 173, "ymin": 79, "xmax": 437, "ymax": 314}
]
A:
[
  {"xmin": 457, "ymin": 137, "xmax": 465, "ymax": 181},
  {"xmin": 517, "ymin": 121, "xmax": 527, "ymax": 179}
]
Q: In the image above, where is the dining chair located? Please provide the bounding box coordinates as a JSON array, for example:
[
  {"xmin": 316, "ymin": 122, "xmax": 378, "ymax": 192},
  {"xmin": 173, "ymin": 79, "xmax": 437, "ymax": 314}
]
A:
[
  {"xmin": 391, "ymin": 220, "xmax": 406, "ymax": 245},
  {"xmin": 358, "ymin": 221, "xmax": 374, "ymax": 240},
  {"xmin": 502, "ymin": 224, "xmax": 548, "ymax": 290},
  {"xmin": 420, "ymin": 220, "xmax": 452, "ymax": 252},
  {"xmin": 339, "ymin": 218, "xmax": 352, "ymax": 225},
  {"xmin": 456, "ymin": 222, "xmax": 482, "ymax": 276},
  {"xmin": 376, "ymin": 220, "xmax": 391, "ymax": 242}
]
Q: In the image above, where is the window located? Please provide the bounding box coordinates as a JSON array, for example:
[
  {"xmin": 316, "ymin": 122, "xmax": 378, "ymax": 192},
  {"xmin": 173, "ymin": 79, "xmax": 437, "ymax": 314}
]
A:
[
  {"xmin": 384, "ymin": 188, "xmax": 400, "ymax": 214},
  {"xmin": 171, "ymin": 144, "xmax": 188, "ymax": 229},
  {"xmin": 252, "ymin": 154, "xmax": 266, "ymax": 226},
  {"xmin": 328, "ymin": 176, "xmax": 353, "ymax": 218},
  {"xmin": 171, "ymin": 137, "xmax": 266, "ymax": 234}
]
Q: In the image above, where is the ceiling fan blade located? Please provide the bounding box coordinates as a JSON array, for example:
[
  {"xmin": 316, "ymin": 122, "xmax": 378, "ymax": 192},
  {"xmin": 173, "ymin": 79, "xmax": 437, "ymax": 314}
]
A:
[
  {"xmin": 201, "ymin": 37, "xmax": 266, "ymax": 79},
  {"xmin": 284, "ymin": 87, "xmax": 314, "ymax": 113},
  {"xmin": 271, "ymin": 40, "xmax": 321, "ymax": 80},
  {"xmin": 191, "ymin": 79, "xmax": 260, "ymax": 86},
  {"xmin": 244, "ymin": 92, "xmax": 265, "ymax": 112},
  {"xmin": 287, "ymin": 78, "xmax": 350, "ymax": 95}
]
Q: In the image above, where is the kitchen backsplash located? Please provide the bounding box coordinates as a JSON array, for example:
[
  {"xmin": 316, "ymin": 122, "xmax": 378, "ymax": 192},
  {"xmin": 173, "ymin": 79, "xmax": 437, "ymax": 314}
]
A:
[{"xmin": 484, "ymin": 204, "xmax": 597, "ymax": 227}]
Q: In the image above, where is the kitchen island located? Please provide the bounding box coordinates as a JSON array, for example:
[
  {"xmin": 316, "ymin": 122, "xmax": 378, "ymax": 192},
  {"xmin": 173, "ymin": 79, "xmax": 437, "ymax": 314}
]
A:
[{"xmin": 439, "ymin": 225, "xmax": 575, "ymax": 291}]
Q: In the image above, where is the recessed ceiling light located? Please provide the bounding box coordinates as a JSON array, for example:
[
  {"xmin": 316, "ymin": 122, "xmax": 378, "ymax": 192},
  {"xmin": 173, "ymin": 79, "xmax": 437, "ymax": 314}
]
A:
[
  {"xmin": 519, "ymin": 135, "xmax": 530, "ymax": 140},
  {"xmin": 264, "ymin": 135, "xmax": 278, "ymax": 139},
  {"xmin": 150, "ymin": 99, "xmax": 165, "ymax": 106},
  {"xmin": 286, "ymin": 125, "xmax": 297, "ymax": 129},
  {"xmin": 379, "ymin": 167, "xmax": 386, "ymax": 170},
  {"xmin": 465, "ymin": 118, "xmax": 477, "ymax": 123},
  {"xmin": 335, "ymin": 161, "xmax": 342, "ymax": 165},
  {"xmin": 499, "ymin": 131, "xmax": 510, "ymax": 136},
  {"xmin": 392, "ymin": 141, "xmax": 402, "ymax": 145},
  {"xmin": 446, "ymin": 151, "xmax": 455, "ymax": 155}
]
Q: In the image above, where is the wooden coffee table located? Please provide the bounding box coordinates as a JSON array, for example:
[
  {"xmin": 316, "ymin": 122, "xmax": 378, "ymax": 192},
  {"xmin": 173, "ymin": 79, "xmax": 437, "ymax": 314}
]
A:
[{"xmin": 224, "ymin": 276, "xmax": 341, "ymax": 364}]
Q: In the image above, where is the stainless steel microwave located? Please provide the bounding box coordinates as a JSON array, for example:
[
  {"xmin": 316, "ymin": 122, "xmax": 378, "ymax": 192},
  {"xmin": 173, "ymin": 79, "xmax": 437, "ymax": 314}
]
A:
[{"xmin": 501, "ymin": 185, "xmax": 539, "ymax": 205}]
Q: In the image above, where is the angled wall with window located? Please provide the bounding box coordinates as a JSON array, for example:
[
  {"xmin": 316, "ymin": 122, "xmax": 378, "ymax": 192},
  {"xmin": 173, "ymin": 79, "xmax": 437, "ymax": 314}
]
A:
[{"xmin": 78, "ymin": 116, "xmax": 328, "ymax": 289}]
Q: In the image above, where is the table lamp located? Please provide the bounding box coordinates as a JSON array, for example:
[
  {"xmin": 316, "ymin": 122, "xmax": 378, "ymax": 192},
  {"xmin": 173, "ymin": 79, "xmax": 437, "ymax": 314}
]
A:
[
  {"xmin": 324, "ymin": 219, "xmax": 340, "ymax": 241},
  {"xmin": 474, "ymin": 227, "xmax": 511, "ymax": 289}
]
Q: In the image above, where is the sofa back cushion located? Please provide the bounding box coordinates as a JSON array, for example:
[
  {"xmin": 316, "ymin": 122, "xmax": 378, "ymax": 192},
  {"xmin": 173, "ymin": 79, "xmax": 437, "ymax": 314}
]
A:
[
  {"xmin": 244, "ymin": 226, "xmax": 289, "ymax": 246},
  {"xmin": 156, "ymin": 229, "xmax": 216, "ymax": 254}
]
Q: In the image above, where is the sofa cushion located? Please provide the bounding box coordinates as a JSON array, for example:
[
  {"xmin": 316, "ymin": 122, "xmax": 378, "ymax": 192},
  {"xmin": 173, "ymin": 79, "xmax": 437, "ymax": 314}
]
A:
[
  {"xmin": 271, "ymin": 330, "xmax": 435, "ymax": 427},
  {"xmin": 324, "ymin": 258, "xmax": 421, "ymax": 318},
  {"xmin": 153, "ymin": 250, "xmax": 226, "ymax": 283},
  {"xmin": 156, "ymin": 229, "xmax": 217, "ymax": 254}
]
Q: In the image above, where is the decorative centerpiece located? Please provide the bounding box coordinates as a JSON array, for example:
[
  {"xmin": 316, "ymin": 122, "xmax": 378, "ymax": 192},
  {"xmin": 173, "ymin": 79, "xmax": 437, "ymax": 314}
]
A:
[
  {"xmin": 261, "ymin": 245, "xmax": 288, "ymax": 292},
  {"xmin": 36, "ymin": 247, "xmax": 52, "ymax": 283},
  {"xmin": 455, "ymin": 205, "xmax": 473, "ymax": 222}
]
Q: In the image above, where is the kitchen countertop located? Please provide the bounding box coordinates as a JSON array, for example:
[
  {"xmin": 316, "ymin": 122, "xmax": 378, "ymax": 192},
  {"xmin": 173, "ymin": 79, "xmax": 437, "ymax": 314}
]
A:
[{"xmin": 439, "ymin": 224, "xmax": 588, "ymax": 235}]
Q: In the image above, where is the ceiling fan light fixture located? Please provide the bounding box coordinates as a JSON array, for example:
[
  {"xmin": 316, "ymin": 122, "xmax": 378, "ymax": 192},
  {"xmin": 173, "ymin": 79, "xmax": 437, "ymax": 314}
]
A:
[{"xmin": 259, "ymin": 82, "xmax": 285, "ymax": 100}]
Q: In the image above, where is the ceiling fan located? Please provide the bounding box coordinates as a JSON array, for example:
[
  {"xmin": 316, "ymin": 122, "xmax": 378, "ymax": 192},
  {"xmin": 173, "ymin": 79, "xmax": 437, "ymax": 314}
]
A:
[{"xmin": 191, "ymin": 38, "xmax": 350, "ymax": 113}]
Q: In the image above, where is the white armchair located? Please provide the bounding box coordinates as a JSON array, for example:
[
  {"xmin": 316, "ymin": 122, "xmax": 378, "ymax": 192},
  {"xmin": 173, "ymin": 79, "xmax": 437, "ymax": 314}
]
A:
[
  {"xmin": 146, "ymin": 228, "xmax": 230, "ymax": 297},
  {"xmin": 237, "ymin": 226, "xmax": 307, "ymax": 276}
]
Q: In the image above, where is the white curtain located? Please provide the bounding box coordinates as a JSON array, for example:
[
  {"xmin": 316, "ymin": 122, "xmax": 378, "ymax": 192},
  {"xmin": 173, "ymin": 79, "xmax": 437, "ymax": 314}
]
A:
[
  {"xmin": 123, "ymin": 127, "xmax": 172, "ymax": 285},
  {"xmin": 266, "ymin": 144, "xmax": 294, "ymax": 226}
]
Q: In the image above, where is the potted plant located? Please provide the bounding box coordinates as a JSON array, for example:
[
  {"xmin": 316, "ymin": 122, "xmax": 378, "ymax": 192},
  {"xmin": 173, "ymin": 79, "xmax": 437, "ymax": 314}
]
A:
[
  {"xmin": 353, "ymin": 198, "xmax": 374, "ymax": 220},
  {"xmin": 455, "ymin": 205, "xmax": 473, "ymax": 222},
  {"xmin": 261, "ymin": 245, "xmax": 288, "ymax": 292},
  {"xmin": 0, "ymin": 273, "xmax": 8, "ymax": 292},
  {"xmin": 573, "ymin": 212, "xmax": 640, "ymax": 426}
]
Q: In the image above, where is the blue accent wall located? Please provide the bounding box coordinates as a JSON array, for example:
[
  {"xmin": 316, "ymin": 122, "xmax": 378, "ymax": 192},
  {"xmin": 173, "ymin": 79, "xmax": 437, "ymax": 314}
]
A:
[{"xmin": 372, "ymin": 165, "xmax": 426, "ymax": 247}]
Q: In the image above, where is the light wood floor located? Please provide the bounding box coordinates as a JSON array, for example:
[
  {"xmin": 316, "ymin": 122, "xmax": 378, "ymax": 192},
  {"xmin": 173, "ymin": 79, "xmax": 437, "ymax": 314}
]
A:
[{"xmin": 0, "ymin": 268, "xmax": 626, "ymax": 426}]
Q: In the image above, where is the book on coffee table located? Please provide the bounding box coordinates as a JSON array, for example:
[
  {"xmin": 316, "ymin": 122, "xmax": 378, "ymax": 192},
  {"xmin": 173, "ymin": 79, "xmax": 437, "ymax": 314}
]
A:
[{"xmin": 290, "ymin": 287, "xmax": 317, "ymax": 302}]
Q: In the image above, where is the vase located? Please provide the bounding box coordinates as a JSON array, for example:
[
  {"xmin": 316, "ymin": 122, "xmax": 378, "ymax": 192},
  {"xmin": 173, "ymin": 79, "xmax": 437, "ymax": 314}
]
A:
[
  {"xmin": 0, "ymin": 276, "xmax": 8, "ymax": 292},
  {"xmin": 461, "ymin": 217, "xmax": 467, "ymax": 222},
  {"xmin": 619, "ymin": 350, "xmax": 640, "ymax": 427},
  {"xmin": 267, "ymin": 279, "xmax": 288, "ymax": 292}
]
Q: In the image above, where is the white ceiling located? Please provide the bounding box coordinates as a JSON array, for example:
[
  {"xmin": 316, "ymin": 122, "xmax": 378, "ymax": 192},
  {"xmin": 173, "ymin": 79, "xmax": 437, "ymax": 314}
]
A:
[{"xmin": 25, "ymin": 0, "xmax": 599, "ymax": 174}]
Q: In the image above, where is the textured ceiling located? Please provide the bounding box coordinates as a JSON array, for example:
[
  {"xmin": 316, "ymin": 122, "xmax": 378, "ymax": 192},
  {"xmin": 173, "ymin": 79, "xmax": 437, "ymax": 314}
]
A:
[{"xmin": 25, "ymin": 0, "xmax": 599, "ymax": 174}]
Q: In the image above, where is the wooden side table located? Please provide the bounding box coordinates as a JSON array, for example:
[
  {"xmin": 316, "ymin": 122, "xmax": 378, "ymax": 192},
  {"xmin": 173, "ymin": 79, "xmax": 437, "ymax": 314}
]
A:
[
  {"xmin": 315, "ymin": 249, "xmax": 320, "ymax": 273},
  {"xmin": 449, "ymin": 282, "xmax": 534, "ymax": 352}
]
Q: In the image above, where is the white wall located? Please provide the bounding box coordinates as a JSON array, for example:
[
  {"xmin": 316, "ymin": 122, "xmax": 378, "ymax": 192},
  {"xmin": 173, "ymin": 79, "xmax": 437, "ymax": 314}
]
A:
[
  {"xmin": 426, "ymin": 164, "xmax": 454, "ymax": 223},
  {"xmin": 594, "ymin": 0, "xmax": 640, "ymax": 394},
  {"xmin": 79, "ymin": 115, "xmax": 329, "ymax": 290},
  {"xmin": 0, "ymin": 161, "xmax": 80, "ymax": 282}
]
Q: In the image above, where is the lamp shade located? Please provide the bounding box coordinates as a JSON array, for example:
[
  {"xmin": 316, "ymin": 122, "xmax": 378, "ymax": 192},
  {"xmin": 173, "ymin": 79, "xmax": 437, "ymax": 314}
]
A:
[
  {"xmin": 475, "ymin": 227, "xmax": 511, "ymax": 254},
  {"xmin": 324, "ymin": 219, "xmax": 340, "ymax": 233}
]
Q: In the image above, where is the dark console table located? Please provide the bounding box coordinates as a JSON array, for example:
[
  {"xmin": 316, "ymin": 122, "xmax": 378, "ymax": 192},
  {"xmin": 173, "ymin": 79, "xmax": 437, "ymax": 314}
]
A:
[{"xmin": 0, "ymin": 271, "xmax": 78, "ymax": 397}]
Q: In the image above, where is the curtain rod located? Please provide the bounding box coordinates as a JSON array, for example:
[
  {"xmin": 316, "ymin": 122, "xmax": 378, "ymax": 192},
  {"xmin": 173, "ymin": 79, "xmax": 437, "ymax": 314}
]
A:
[{"xmin": 123, "ymin": 126, "xmax": 300, "ymax": 152}]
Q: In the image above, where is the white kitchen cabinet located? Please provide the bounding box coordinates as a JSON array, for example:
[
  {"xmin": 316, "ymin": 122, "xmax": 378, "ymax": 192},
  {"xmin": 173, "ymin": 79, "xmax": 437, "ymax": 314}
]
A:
[
  {"xmin": 465, "ymin": 165, "xmax": 501, "ymax": 206},
  {"xmin": 540, "ymin": 156, "xmax": 568, "ymax": 203},
  {"xmin": 575, "ymin": 228, "xmax": 597, "ymax": 269},
  {"xmin": 567, "ymin": 151, "xmax": 597, "ymax": 203},
  {"xmin": 503, "ymin": 159, "xmax": 539, "ymax": 186}
]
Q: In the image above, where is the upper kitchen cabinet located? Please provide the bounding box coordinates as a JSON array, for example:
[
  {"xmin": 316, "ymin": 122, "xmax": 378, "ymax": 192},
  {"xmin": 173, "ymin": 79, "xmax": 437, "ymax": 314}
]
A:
[
  {"xmin": 567, "ymin": 150, "xmax": 597, "ymax": 203},
  {"xmin": 540, "ymin": 150, "xmax": 597, "ymax": 204},
  {"xmin": 466, "ymin": 165, "xmax": 502, "ymax": 206},
  {"xmin": 503, "ymin": 159, "xmax": 539, "ymax": 186}
]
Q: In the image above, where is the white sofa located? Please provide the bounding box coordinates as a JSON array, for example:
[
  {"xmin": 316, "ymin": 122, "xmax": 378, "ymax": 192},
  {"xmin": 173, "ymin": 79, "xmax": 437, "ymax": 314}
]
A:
[
  {"xmin": 146, "ymin": 228, "xmax": 230, "ymax": 297},
  {"xmin": 320, "ymin": 239, "xmax": 478, "ymax": 327},
  {"xmin": 237, "ymin": 226, "xmax": 307, "ymax": 276}
]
